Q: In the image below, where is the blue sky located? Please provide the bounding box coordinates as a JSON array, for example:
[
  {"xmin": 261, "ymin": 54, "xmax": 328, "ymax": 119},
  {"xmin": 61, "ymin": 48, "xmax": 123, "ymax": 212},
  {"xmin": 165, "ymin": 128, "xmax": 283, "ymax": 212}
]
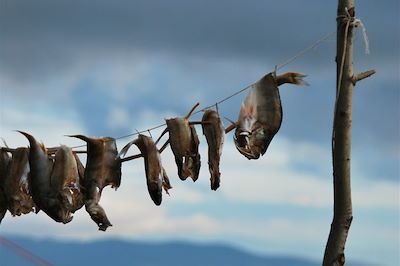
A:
[{"xmin": 0, "ymin": 1, "xmax": 399, "ymax": 265}]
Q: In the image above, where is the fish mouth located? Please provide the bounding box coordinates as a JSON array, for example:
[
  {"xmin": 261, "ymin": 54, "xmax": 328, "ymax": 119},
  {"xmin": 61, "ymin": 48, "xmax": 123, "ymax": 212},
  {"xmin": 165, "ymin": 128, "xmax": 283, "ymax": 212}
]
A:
[
  {"xmin": 62, "ymin": 211, "xmax": 73, "ymax": 224},
  {"xmin": 239, "ymin": 130, "xmax": 251, "ymax": 136},
  {"xmin": 85, "ymin": 202, "xmax": 112, "ymax": 231},
  {"xmin": 233, "ymin": 134, "xmax": 260, "ymax": 160}
]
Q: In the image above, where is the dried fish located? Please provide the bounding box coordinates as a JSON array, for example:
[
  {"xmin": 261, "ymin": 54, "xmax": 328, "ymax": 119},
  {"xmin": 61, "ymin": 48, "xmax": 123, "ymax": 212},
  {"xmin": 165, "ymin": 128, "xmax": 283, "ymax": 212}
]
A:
[
  {"xmin": 19, "ymin": 131, "xmax": 73, "ymax": 223},
  {"xmin": 51, "ymin": 146, "xmax": 84, "ymax": 214},
  {"xmin": 163, "ymin": 103, "xmax": 201, "ymax": 181},
  {"xmin": 120, "ymin": 134, "xmax": 171, "ymax": 205},
  {"xmin": 0, "ymin": 149, "xmax": 11, "ymax": 223},
  {"xmin": 0, "ymin": 187, "xmax": 6, "ymax": 224},
  {"xmin": 202, "ymin": 109, "xmax": 225, "ymax": 190},
  {"xmin": 3, "ymin": 148, "xmax": 36, "ymax": 216},
  {"xmin": 69, "ymin": 135, "xmax": 121, "ymax": 231},
  {"xmin": 234, "ymin": 72, "xmax": 306, "ymax": 159}
]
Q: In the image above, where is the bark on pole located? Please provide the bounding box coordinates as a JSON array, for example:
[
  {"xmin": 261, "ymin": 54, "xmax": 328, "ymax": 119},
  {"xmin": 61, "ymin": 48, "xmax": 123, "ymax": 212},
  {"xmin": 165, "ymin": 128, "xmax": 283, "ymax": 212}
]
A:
[{"xmin": 323, "ymin": 0, "xmax": 355, "ymax": 265}]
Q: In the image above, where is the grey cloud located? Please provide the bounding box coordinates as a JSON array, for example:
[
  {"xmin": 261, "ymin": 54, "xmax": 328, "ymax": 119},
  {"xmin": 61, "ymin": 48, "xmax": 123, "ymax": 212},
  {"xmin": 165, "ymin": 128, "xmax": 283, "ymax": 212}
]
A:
[{"xmin": 3, "ymin": 0, "xmax": 398, "ymax": 83}]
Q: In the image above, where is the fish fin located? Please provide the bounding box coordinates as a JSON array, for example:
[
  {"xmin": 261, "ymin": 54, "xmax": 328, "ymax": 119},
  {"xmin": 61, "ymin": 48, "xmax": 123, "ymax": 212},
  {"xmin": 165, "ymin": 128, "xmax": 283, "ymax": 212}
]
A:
[
  {"xmin": 240, "ymin": 103, "xmax": 247, "ymax": 115},
  {"xmin": 0, "ymin": 138, "xmax": 9, "ymax": 148},
  {"xmin": 249, "ymin": 103, "xmax": 255, "ymax": 116},
  {"xmin": 162, "ymin": 168, "xmax": 172, "ymax": 195},
  {"xmin": 39, "ymin": 143, "xmax": 46, "ymax": 152},
  {"xmin": 66, "ymin": 134, "xmax": 92, "ymax": 143},
  {"xmin": 17, "ymin": 131, "xmax": 38, "ymax": 148},
  {"xmin": 117, "ymin": 139, "xmax": 137, "ymax": 158}
]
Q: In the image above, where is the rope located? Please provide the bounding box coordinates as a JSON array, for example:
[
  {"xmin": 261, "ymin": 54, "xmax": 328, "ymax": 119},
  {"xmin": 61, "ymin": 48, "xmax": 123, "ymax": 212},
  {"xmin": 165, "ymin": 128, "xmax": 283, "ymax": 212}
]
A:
[
  {"xmin": 276, "ymin": 31, "xmax": 336, "ymax": 70},
  {"xmin": 0, "ymin": 236, "xmax": 53, "ymax": 266},
  {"xmin": 353, "ymin": 18, "xmax": 370, "ymax": 54},
  {"xmin": 69, "ymin": 30, "xmax": 336, "ymax": 150},
  {"xmin": 332, "ymin": 7, "xmax": 368, "ymax": 162},
  {"xmin": 194, "ymin": 83, "xmax": 255, "ymax": 115}
]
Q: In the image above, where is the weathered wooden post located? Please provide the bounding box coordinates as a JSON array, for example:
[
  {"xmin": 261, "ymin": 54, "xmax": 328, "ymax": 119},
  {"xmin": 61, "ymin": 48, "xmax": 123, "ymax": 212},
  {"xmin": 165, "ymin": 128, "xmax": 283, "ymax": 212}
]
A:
[{"xmin": 323, "ymin": 0, "xmax": 375, "ymax": 265}]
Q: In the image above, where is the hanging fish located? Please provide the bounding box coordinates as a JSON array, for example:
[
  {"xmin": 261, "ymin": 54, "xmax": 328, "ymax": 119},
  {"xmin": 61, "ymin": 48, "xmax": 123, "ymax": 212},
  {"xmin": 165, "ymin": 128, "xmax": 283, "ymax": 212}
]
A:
[
  {"xmin": 161, "ymin": 167, "xmax": 172, "ymax": 195},
  {"xmin": 69, "ymin": 135, "xmax": 121, "ymax": 231},
  {"xmin": 161, "ymin": 103, "xmax": 201, "ymax": 181},
  {"xmin": 119, "ymin": 134, "xmax": 171, "ymax": 206},
  {"xmin": 0, "ymin": 149, "xmax": 11, "ymax": 223},
  {"xmin": 0, "ymin": 187, "xmax": 6, "ymax": 224},
  {"xmin": 51, "ymin": 145, "xmax": 85, "ymax": 214},
  {"xmin": 201, "ymin": 109, "xmax": 225, "ymax": 190},
  {"xmin": 3, "ymin": 148, "xmax": 36, "ymax": 216},
  {"xmin": 234, "ymin": 72, "xmax": 307, "ymax": 159},
  {"xmin": 18, "ymin": 131, "xmax": 73, "ymax": 223},
  {"xmin": 183, "ymin": 125, "xmax": 201, "ymax": 181}
]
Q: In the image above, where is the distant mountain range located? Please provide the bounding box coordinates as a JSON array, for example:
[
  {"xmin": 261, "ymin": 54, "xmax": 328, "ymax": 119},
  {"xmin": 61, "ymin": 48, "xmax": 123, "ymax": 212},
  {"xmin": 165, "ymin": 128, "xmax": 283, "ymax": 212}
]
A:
[{"xmin": 0, "ymin": 235, "xmax": 370, "ymax": 266}]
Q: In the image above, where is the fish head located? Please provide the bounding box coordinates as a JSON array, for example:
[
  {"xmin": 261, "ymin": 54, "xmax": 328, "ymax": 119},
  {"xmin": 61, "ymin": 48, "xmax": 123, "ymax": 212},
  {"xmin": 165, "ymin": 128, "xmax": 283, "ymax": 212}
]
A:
[
  {"xmin": 9, "ymin": 195, "xmax": 23, "ymax": 216},
  {"xmin": 58, "ymin": 209, "xmax": 73, "ymax": 224},
  {"xmin": 85, "ymin": 201, "xmax": 113, "ymax": 231},
  {"xmin": 47, "ymin": 206, "xmax": 73, "ymax": 224},
  {"xmin": 235, "ymin": 99, "xmax": 259, "ymax": 158},
  {"xmin": 43, "ymin": 197, "xmax": 73, "ymax": 223},
  {"xmin": 234, "ymin": 126, "xmax": 268, "ymax": 160},
  {"xmin": 7, "ymin": 190, "xmax": 33, "ymax": 216},
  {"xmin": 148, "ymin": 178, "xmax": 162, "ymax": 206}
]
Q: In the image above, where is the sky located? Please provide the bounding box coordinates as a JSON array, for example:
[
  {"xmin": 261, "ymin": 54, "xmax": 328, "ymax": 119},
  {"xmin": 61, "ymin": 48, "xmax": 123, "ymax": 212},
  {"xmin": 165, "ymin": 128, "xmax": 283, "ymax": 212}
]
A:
[{"xmin": 0, "ymin": 0, "xmax": 399, "ymax": 265}]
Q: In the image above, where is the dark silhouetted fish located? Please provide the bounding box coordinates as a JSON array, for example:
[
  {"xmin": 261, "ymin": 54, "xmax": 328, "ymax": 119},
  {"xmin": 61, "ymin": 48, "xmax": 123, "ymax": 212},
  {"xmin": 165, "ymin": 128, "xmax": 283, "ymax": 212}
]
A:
[
  {"xmin": 0, "ymin": 148, "xmax": 11, "ymax": 223},
  {"xmin": 202, "ymin": 109, "xmax": 225, "ymax": 190},
  {"xmin": 234, "ymin": 72, "xmax": 307, "ymax": 159},
  {"xmin": 51, "ymin": 145, "xmax": 84, "ymax": 215},
  {"xmin": 3, "ymin": 148, "xmax": 36, "ymax": 216},
  {"xmin": 120, "ymin": 134, "xmax": 171, "ymax": 206},
  {"xmin": 18, "ymin": 131, "xmax": 73, "ymax": 223},
  {"xmin": 69, "ymin": 135, "xmax": 121, "ymax": 231},
  {"xmin": 166, "ymin": 118, "xmax": 201, "ymax": 181}
]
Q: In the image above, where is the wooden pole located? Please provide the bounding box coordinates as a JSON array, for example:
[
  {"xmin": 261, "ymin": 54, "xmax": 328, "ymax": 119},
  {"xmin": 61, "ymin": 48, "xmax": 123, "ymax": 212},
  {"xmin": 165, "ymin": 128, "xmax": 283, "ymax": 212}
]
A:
[{"xmin": 323, "ymin": 0, "xmax": 356, "ymax": 264}]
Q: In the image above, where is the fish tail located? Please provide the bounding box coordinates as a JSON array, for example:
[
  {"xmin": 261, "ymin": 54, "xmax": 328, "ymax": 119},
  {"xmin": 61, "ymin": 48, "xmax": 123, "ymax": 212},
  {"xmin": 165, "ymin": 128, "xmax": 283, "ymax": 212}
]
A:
[
  {"xmin": 117, "ymin": 139, "xmax": 136, "ymax": 158},
  {"xmin": 277, "ymin": 72, "xmax": 309, "ymax": 86},
  {"xmin": 66, "ymin": 134, "xmax": 92, "ymax": 142},
  {"xmin": 17, "ymin": 131, "xmax": 41, "ymax": 149}
]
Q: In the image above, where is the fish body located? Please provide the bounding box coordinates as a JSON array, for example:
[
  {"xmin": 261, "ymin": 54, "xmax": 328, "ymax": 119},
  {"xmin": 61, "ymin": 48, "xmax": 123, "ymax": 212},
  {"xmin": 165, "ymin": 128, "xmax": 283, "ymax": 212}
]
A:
[
  {"xmin": 234, "ymin": 72, "xmax": 306, "ymax": 159},
  {"xmin": 19, "ymin": 131, "xmax": 73, "ymax": 223},
  {"xmin": 166, "ymin": 118, "xmax": 191, "ymax": 180},
  {"xmin": 0, "ymin": 149, "xmax": 11, "ymax": 223},
  {"xmin": 3, "ymin": 148, "xmax": 36, "ymax": 216},
  {"xmin": 201, "ymin": 110, "xmax": 225, "ymax": 190},
  {"xmin": 120, "ymin": 134, "xmax": 171, "ymax": 205},
  {"xmin": 70, "ymin": 135, "xmax": 121, "ymax": 231},
  {"xmin": 134, "ymin": 135, "xmax": 165, "ymax": 205},
  {"xmin": 51, "ymin": 146, "xmax": 84, "ymax": 214},
  {"xmin": 166, "ymin": 118, "xmax": 200, "ymax": 181},
  {"xmin": 0, "ymin": 187, "xmax": 6, "ymax": 223}
]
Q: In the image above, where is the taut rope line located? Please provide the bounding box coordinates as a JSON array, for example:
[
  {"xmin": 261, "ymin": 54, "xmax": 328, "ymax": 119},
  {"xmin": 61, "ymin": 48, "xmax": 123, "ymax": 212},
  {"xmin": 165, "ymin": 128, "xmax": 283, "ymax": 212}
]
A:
[{"xmin": 69, "ymin": 30, "xmax": 336, "ymax": 150}]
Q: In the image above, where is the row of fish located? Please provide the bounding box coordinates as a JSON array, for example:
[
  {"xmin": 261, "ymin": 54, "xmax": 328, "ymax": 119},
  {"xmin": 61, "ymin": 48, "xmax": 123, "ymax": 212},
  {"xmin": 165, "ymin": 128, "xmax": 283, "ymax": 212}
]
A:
[{"xmin": 0, "ymin": 71, "xmax": 306, "ymax": 230}]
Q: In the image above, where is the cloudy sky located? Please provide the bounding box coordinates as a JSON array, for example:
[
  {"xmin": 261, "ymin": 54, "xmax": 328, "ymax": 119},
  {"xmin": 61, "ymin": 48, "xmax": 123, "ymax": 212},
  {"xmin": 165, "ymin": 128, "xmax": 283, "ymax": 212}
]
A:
[{"xmin": 0, "ymin": 0, "xmax": 399, "ymax": 265}]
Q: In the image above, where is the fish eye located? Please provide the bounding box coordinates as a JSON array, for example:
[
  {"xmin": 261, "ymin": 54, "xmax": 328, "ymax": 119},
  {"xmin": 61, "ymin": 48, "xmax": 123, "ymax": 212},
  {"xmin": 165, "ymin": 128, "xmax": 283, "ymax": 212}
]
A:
[{"xmin": 253, "ymin": 130, "xmax": 263, "ymax": 137}]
